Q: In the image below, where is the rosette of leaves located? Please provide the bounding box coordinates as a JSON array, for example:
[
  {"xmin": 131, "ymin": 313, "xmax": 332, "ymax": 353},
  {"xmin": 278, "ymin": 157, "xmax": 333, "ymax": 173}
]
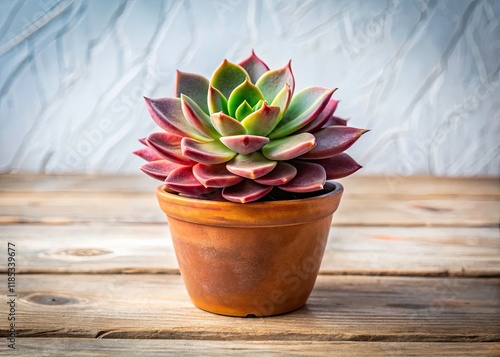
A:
[{"xmin": 135, "ymin": 51, "xmax": 368, "ymax": 203}]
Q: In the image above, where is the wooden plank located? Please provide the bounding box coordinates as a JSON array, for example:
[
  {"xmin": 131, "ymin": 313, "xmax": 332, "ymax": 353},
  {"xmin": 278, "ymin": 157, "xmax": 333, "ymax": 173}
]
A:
[
  {"xmin": 322, "ymin": 226, "xmax": 500, "ymax": 277},
  {"xmin": 0, "ymin": 191, "xmax": 498, "ymax": 226},
  {"xmin": 331, "ymin": 198, "xmax": 499, "ymax": 227},
  {"xmin": 3, "ymin": 339, "xmax": 500, "ymax": 356},
  {"xmin": 0, "ymin": 224, "xmax": 178, "ymax": 274},
  {"xmin": 343, "ymin": 175, "xmax": 500, "ymax": 200},
  {"xmin": 1, "ymin": 274, "xmax": 499, "ymax": 341},
  {"xmin": 0, "ymin": 174, "xmax": 154, "ymax": 193},
  {"xmin": 1, "ymin": 225, "xmax": 499, "ymax": 276},
  {"xmin": 1, "ymin": 174, "xmax": 498, "ymax": 199}
]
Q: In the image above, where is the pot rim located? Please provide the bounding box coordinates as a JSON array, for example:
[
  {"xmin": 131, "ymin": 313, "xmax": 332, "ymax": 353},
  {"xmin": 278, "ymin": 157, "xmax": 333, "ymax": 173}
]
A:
[{"xmin": 156, "ymin": 181, "xmax": 344, "ymax": 227}]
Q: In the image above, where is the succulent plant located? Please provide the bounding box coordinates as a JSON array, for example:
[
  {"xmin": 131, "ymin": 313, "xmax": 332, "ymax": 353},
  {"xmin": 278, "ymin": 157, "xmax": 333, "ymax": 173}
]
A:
[{"xmin": 135, "ymin": 51, "xmax": 368, "ymax": 203}]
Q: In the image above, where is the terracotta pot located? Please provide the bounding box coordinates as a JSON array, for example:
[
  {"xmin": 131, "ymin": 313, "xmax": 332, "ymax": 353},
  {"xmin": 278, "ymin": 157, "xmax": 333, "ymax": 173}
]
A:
[{"xmin": 156, "ymin": 181, "xmax": 343, "ymax": 317}]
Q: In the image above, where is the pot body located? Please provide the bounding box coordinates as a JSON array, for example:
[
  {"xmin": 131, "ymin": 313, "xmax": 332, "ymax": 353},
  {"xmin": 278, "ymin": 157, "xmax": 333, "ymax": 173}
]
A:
[{"xmin": 156, "ymin": 182, "xmax": 343, "ymax": 317}]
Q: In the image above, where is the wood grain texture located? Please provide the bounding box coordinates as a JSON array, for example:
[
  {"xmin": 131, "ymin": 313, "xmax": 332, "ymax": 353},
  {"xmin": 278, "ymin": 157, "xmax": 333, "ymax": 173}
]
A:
[
  {"xmin": 2, "ymin": 339, "xmax": 499, "ymax": 357},
  {"xmin": 342, "ymin": 176, "xmax": 500, "ymax": 200},
  {"xmin": 1, "ymin": 225, "xmax": 498, "ymax": 276},
  {"xmin": 1, "ymin": 174, "xmax": 498, "ymax": 226},
  {"xmin": 0, "ymin": 191, "xmax": 498, "ymax": 226},
  {"xmin": 1, "ymin": 175, "xmax": 498, "ymax": 199},
  {"xmin": 1, "ymin": 274, "xmax": 499, "ymax": 342},
  {"xmin": 1, "ymin": 174, "xmax": 498, "ymax": 353}
]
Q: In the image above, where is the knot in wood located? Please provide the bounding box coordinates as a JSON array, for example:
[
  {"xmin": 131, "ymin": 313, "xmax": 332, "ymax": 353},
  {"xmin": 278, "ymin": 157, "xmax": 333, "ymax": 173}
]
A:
[
  {"xmin": 52, "ymin": 248, "xmax": 113, "ymax": 257},
  {"xmin": 26, "ymin": 294, "xmax": 79, "ymax": 306}
]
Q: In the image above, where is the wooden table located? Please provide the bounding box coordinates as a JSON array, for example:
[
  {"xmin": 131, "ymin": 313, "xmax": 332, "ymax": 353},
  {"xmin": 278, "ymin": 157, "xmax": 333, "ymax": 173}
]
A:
[{"xmin": 0, "ymin": 174, "xmax": 499, "ymax": 356}]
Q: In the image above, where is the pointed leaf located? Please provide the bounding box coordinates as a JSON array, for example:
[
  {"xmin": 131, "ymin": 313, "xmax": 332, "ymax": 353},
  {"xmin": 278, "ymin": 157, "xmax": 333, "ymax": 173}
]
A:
[
  {"xmin": 256, "ymin": 60, "xmax": 295, "ymax": 103},
  {"xmin": 253, "ymin": 99, "xmax": 264, "ymax": 111},
  {"xmin": 181, "ymin": 94, "xmax": 220, "ymax": 139},
  {"xmin": 208, "ymin": 86, "xmax": 228, "ymax": 115},
  {"xmin": 262, "ymin": 133, "xmax": 316, "ymax": 161},
  {"xmin": 238, "ymin": 50, "xmax": 270, "ymax": 83},
  {"xmin": 140, "ymin": 160, "xmax": 184, "ymax": 181},
  {"xmin": 165, "ymin": 166, "xmax": 216, "ymax": 195},
  {"xmin": 235, "ymin": 100, "xmax": 254, "ymax": 121},
  {"xmin": 210, "ymin": 112, "xmax": 247, "ymax": 136},
  {"xmin": 146, "ymin": 132, "xmax": 196, "ymax": 166},
  {"xmin": 181, "ymin": 137, "xmax": 236, "ymax": 164},
  {"xmin": 222, "ymin": 180, "xmax": 273, "ymax": 203},
  {"xmin": 220, "ymin": 135, "xmax": 270, "ymax": 155},
  {"xmin": 323, "ymin": 115, "xmax": 349, "ymax": 127},
  {"xmin": 300, "ymin": 126, "xmax": 369, "ymax": 159},
  {"xmin": 227, "ymin": 79, "xmax": 265, "ymax": 117},
  {"xmin": 226, "ymin": 152, "xmax": 277, "ymax": 179},
  {"xmin": 133, "ymin": 147, "xmax": 163, "ymax": 162},
  {"xmin": 271, "ymin": 83, "xmax": 292, "ymax": 115},
  {"xmin": 138, "ymin": 137, "xmax": 148, "ymax": 146},
  {"xmin": 278, "ymin": 161, "xmax": 326, "ymax": 193},
  {"xmin": 254, "ymin": 162, "xmax": 297, "ymax": 186},
  {"xmin": 144, "ymin": 97, "xmax": 211, "ymax": 142},
  {"xmin": 313, "ymin": 153, "xmax": 362, "ymax": 179},
  {"xmin": 269, "ymin": 87, "xmax": 336, "ymax": 139},
  {"xmin": 193, "ymin": 163, "xmax": 244, "ymax": 188},
  {"xmin": 240, "ymin": 103, "xmax": 281, "ymax": 136},
  {"xmin": 298, "ymin": 99, "xmax": 339, "ymax": 133},
  {"xmin": 175, "ymin": 70, "xmax": 209, "ymax": 114},
  {"xmin": 210, "ymin": 59, "xmax": 249, "ymax": 99}
]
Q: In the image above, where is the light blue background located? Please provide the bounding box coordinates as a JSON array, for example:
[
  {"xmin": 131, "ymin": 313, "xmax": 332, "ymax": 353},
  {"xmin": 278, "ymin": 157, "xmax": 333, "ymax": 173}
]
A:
[{"xmin": 1, "ymin": 0, "xmax": 499, "ymax": 176}]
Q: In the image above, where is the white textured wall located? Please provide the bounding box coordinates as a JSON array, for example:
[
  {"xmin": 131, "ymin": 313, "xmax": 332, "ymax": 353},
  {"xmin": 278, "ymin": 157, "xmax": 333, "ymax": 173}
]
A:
[{"xmin": 1, "ymin": 0, "xmax": 499, "ymax": 176}]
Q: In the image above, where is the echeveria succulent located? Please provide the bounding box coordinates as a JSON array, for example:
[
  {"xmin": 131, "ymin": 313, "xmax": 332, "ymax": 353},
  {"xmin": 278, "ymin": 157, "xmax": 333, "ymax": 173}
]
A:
[{"xmin": 135, "ymin": 51, "xmax": 367, "ymax": 203}]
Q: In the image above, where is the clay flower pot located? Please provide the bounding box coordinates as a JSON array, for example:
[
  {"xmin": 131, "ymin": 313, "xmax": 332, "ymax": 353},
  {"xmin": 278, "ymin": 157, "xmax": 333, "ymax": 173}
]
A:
[{"xmin": 156, "ymin": 181, "xmax": 343, "ymax": 317}]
